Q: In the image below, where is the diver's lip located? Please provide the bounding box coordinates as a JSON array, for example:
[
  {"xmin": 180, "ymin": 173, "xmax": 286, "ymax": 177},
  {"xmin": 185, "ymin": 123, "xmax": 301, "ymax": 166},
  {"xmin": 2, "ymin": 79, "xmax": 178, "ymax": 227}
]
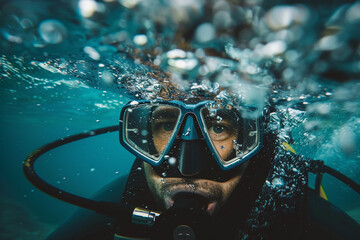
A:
[{"xmin": 165, "ymin": 189, "xmax": 217, "ymax": 216}]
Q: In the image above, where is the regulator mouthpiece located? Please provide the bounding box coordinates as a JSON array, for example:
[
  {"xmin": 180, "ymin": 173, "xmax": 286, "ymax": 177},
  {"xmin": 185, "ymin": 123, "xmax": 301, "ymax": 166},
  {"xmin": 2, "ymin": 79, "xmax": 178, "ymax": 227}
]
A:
[
  {"xmin": 151, "ymin": 193, "xmax": 214, "ymax": 240},
  {"xmin": 172, "ymin": 192, "xmax": 209, "ymax": 211}
]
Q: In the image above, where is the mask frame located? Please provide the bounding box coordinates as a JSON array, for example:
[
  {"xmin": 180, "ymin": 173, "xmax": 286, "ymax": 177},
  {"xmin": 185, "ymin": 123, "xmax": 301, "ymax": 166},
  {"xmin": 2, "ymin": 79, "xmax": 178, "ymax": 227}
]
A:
[{"xmin": 119, "ymin": 100, "xmax": 263, "ymax": 171}]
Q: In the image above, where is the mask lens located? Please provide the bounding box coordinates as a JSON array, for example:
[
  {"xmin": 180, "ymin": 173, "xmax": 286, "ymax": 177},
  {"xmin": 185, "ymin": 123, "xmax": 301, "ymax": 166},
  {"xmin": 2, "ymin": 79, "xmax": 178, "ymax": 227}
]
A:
[
  {"xmin": 200, "ymin": 107, "xmax": 260, "ymax": 166},
  {"xmin": 123, "ymin": 104, "xmax": 181, "ymax": 162}
]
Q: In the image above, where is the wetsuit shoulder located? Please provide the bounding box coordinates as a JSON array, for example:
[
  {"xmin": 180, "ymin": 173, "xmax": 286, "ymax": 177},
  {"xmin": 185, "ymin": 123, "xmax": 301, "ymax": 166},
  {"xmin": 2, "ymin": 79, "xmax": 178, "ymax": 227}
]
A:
[
  {"xmin": 46, "ymin": 174, "xmax": 129, "ymax": 240},
  {"xmin": 306, "ymin": 189, "xmax": 360, "ymax": 240}
]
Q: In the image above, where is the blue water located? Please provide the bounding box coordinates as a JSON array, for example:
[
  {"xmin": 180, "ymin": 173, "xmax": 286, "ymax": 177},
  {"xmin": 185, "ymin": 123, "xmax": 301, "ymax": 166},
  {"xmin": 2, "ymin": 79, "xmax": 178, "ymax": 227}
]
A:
[
  {"xmin": 1, "ymin": 0, "xmax": 360, "ymax": 239},
  {"xmin": 0, "ymin": 71, "xmax": 134, "ymax": 238}
]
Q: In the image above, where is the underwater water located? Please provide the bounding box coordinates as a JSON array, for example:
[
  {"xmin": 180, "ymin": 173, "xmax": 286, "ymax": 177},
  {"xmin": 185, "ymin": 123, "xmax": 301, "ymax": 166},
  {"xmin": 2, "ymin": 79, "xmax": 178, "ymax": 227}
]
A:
[
  {"xmin": 0, "ymin": 0, "xmax": 360, "ymax": 239},
  {"xmin": 0, "ymin": 59, "xmax": 135, "ymax": 238}
]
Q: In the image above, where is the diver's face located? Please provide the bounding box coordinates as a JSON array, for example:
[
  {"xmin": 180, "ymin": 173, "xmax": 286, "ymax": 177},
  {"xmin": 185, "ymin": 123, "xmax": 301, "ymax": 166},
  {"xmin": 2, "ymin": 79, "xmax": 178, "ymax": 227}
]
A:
[{"xmin": 145, "ymin": 106, "xmax": 246, "ymax": 216}]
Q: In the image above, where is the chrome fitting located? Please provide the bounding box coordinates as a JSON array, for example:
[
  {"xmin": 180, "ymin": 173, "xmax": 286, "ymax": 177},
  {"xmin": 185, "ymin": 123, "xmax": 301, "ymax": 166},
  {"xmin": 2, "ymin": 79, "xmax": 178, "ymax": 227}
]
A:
[{"xmin": 132, "ymin": 207, "xmax": 161, "ymax": 226}]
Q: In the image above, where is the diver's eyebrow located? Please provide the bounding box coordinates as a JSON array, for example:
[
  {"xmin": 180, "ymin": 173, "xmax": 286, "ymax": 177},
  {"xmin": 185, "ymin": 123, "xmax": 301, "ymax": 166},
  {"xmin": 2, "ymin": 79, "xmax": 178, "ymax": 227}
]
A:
[
  {"xmin": 203, "ymin": 109, "xmax": 237, "ymax": 121},
  {"xmin": 152, "ymin": 107, "xmax": 179, "ymax": 119}
]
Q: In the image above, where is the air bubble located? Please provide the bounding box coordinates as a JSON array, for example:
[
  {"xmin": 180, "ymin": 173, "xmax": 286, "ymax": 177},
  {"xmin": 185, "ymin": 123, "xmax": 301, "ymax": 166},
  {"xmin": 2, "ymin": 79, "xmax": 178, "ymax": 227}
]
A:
[
  {"xmin": 120, "ymin": 0, "xmax": 141, "ymax": 9},
  {"xmin": 189, "ymin": 184, "xmax": 196, "ymax": 191},
  {"xmin": 168, "ymin": 157, "xmax": 177, "ymax": 166},
  {"xmin": 133, "ymin": 34, "xmax": 148, "ymax": 46},
  {"xmin": 266, "ymin": 5, "xmax": 310, "ymax": 31},
  {"xmin": 130, "ymin": 101, "xmax": 139, "ymax": 106},
  {"xmin": 78, "ymin": 0, "xmax": 105, "ymax": 17},
  {"xmin": 339, "ymin": 127, "xmax": 356, "ymax": 154},
  {"xmin": 84, "ymin": 46, "xmax": 101, "ymax": 60},
  {"xmin": 195, "ymin": 23, "xmax": 215, "ymax": 43},
  {"xmin": 265, "ymin": 180, "xmax": 271, "ymax": 187},
  {"xmin": 101, "ymin": 70, "xmax": 114, "ymax": 86},
  {"xmin": 271, "ymin": 177, "xmax": 284, "ymax": 187},
  {"xmin": 39, "ymin": 19, "xmax": 67, "ymax": 44}
]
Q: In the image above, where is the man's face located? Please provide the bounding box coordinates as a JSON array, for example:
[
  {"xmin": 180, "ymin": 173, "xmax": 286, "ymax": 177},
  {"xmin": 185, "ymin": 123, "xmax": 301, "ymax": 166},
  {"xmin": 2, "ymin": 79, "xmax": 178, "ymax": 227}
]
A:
[{"xmin": 144, "ymin": 106, "xmax": 248, "ymax": 216}]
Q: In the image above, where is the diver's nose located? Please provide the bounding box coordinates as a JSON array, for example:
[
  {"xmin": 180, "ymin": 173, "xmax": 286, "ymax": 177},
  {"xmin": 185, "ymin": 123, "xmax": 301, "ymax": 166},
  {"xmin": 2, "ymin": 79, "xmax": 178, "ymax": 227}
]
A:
[{"xmin": 178, "ymin": 115, "xmax": 204, "ymax": 176}]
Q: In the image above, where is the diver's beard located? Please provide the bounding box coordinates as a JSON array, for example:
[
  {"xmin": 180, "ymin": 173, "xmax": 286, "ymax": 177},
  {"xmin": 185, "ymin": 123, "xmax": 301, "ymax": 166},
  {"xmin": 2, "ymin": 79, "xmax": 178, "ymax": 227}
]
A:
[
  {"xmin": 155, "ymin": 178, "xmax": 226, "ymax": 214},
  {"xmin": 146, "ymin": 166, "xmax": 242, "ymax": 214},
  {"xmin": 144, "ymin": 161, "xmax": 248, "ymax": 215}
]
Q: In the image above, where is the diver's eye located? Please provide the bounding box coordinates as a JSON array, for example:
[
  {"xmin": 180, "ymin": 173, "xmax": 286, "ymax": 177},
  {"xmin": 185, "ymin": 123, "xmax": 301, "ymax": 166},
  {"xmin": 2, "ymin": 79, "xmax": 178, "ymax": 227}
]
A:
[
  {"xmin": 162, "ymin": 122, "xmax": 175, "ymax": 131},
  {"xmin": 152, "ymin": 120, "xmax": 176, "ymax": 134},
  {"xmin": 208, "ymin": 124, "xmax": 232, "ymax": 141},
  {"xmin": 212, "ymin": 125, "xmax": 225, "ymax": 134}
]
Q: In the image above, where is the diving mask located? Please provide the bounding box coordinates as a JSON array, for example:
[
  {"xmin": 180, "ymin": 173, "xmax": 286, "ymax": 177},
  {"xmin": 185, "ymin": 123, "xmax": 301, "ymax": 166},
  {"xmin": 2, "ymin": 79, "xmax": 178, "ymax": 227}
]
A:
[{"xmin": 119, "ymin": 100, "xmax": 263, "ymax": 174}]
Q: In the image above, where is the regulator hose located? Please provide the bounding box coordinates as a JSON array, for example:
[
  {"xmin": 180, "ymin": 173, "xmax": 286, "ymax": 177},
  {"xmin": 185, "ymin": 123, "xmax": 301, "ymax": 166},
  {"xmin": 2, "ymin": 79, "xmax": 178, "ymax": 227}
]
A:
[
  {"xmin": 322, "ymin": 165, "xmax": 360, "ymax": 194},
  {"xmin": 23, "ymin": 125, "xmax": 133, "ymax": 221},
  {"xmin": 310, "ymin": 160, "xmax": 360, "ymax": 195}
]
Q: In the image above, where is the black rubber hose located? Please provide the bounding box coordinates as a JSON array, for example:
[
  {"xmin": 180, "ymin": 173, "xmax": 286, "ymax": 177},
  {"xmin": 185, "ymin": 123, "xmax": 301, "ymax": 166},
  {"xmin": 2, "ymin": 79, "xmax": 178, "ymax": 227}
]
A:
[
  {"xmin": 23, "ymin": 125, "xmax": 133, "ymax": 220},
  {"xmin": 322, "ymin": 165, "xmax": 360, "ymax": 194}
]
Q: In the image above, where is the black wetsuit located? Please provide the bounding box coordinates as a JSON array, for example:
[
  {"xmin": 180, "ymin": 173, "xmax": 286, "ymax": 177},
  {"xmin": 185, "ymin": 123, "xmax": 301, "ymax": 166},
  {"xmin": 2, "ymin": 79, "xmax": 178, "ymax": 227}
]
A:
[{"xmin": 46, "ymin": 155, "xmax": 360, "ymax": 240}]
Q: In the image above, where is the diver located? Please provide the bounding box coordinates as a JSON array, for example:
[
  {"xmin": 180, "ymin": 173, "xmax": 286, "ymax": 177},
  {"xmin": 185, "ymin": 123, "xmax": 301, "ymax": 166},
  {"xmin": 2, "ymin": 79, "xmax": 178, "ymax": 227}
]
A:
[{"xmin": 24, "ymin": 88, "xmax": 360, "ymax": 240}]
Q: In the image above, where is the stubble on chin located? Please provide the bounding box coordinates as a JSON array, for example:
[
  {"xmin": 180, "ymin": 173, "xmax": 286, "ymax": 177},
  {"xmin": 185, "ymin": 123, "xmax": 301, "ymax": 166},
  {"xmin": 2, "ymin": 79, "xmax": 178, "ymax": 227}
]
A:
[{"xmin": 143, "ymin": 162, "xmax": 243, "ymax": 214}]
